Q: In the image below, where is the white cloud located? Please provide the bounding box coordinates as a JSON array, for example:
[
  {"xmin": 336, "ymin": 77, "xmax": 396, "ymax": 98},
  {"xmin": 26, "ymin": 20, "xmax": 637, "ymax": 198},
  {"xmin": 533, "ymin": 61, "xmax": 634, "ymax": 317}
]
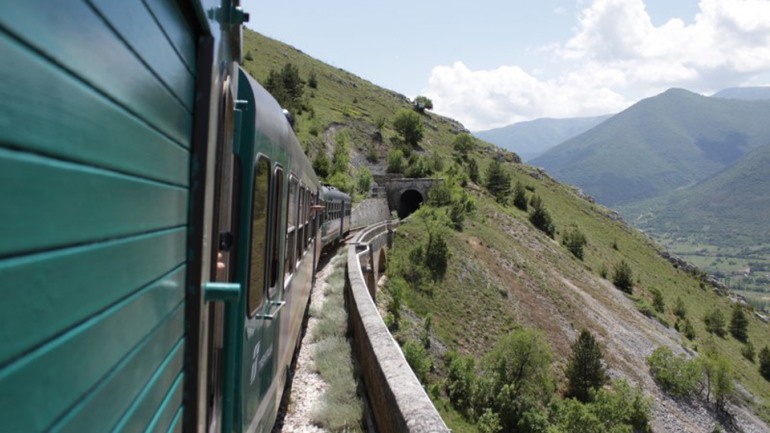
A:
[{"xmin": 424, "ymin": 0, "xmax": 770, "ymax": 131}]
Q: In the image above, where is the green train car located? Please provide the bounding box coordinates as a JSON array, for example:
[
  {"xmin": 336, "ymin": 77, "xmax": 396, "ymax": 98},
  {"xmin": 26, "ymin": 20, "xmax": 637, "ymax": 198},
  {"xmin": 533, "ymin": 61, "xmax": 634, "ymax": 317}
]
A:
[{"xmin": 0, "ymin": 1, "xmax": 340, "ymax": 432}]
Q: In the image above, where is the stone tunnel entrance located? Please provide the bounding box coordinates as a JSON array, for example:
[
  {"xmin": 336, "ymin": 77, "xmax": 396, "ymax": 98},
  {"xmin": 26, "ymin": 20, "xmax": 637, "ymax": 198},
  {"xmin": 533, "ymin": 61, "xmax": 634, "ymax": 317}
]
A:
[{"xmin": 397, "ymin": 189, "xmax": 424, "ymax": 219}]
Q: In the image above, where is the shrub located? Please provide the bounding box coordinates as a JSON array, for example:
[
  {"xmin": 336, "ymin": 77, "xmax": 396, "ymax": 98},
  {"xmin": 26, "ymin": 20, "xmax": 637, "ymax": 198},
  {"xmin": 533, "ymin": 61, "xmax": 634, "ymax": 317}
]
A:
[
  {"xmin": 393, "ymin": 109, "xmax": 423, "ymax": 147},
  {"xmin": 681, "ymin": 318, "xmax": 697, "ymax": 340},
  {"xmin": 562, "ymin": 225, "xmax": 587, "ymax": 260},
  {"xmin": 413, "ymin": 95, "xmax": 433, "ymax": 112},
  {"xmin": 427, "ymin": 182, "xmax": 453, "ymax": 206},
  {"xmin": 445, "ymin": 351, "xmax": 476, "ymax": 414},
  {"xmin": 647, "ymin": 347, "xmax": 701, "ymax": 398},
  {"xmin": 453, "ymin": 133, "xmax": 474, "ymax": 159},
  {"xmin": 327, "ymin": 172, "xmax": 353, "ymax": 194},
  {"xmin": 331, "ymin": 132, "xmax": 350, "ymax": 175},
  {"xmin": 244, "ymin": 50, "xmax": 254, "ymax": 61},
  {"xmin": 699, "ymin": 351, "xmax": 734, "ymax": 411},
  {"xmin": 425, "ymin": 229, "xmax": 450, "ymax": 281},
  {"xmin": 402, "ymin": 339, "xmax": 432, "ymax": 384},
  {"xmin": 468, "ymin": 158, "xmax": 480, "ymax": 183},
  {"xmin": 674, "ymin": 296, "xmax": 687, "ymax": 319},
  {"xmin": 387, "ymin": 148, "xmax": 404, "ymax": 173},
  {"xmin": 650, "ymin": 287, "xmax": 665, "ymax": 313},
  {"xmin": 759, "ymin": 346, "xmax": 770, "ymax": 381},
  {"xmin": 404, "ymin": 154, "xmax": 432, "ymax": 178},
  {"xmin": 356, "ymin": 167, "xmax": 373, "ymax": 195},
  {"xmin": 704, "ymin": 309, "xmax": 726, "ymax": 337},
  {"xmin": 313, "ymin": 151, "xmax": 330, "ymax": 179},
  {"xmin": 528, "ymin": 195, "xmax": 555, "ymax": 238},
  {"xmin": 386, "ymin": 277, "xmax": 407, "ymax": 329},
  {"xmin": 612, "ymin": 260, "xmax": 634, "ymax": 294},
  {"xmin": 307, "ymin": 69, "xmax": 318, "ymax": 89},
  {"xmin": 742, "ymin": 341, "xmax": 756, "ymax": 362}
]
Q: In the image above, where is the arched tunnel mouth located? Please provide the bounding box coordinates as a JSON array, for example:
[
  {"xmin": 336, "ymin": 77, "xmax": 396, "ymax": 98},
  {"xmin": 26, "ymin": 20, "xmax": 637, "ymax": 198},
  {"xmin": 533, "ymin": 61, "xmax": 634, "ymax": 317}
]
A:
[{"xmin": 397, "ymin": 189, "xmax": 424, "ymax": 219}]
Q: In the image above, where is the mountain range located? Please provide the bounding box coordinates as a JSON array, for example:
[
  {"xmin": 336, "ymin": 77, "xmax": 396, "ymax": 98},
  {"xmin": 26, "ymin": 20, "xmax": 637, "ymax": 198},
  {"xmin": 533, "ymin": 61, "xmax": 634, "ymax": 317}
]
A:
[
  {"xmin": 530, "ymin": 88, "xmax": 770, "ymax": 207},
  {"xmin": 473, "ymin": 114, "xmax": 611, "ymax": 161}
]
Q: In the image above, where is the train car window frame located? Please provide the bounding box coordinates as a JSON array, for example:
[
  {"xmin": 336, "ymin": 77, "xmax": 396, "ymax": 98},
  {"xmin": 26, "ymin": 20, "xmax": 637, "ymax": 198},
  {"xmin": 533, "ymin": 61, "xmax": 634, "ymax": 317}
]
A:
[
  {"xmin": 247, "ymin": 157, "xmax": 271, "ymax": 317},
  {"xmin": 268, "ymin": 166, "xmax": 284, "ymax": 295},
  {"xmin": 297, "ymin": 185, "xmax": 305, "ymax": 261},
  {"xmin": 284, "ymin": 176, "xmax": 298, "ymax": 278}
]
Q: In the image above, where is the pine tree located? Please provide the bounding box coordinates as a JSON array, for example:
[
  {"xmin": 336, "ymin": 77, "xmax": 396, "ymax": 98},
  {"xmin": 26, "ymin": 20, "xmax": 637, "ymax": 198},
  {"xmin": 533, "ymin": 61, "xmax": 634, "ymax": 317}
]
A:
[
  {"xmin": 730, "ymin": 305, "xmax": 749, "ymax": 342},
  {"xmin": 612, "ymin": 260, "xmax": 634, "ymax": 294},
  {"xmin": 484, "ymin": 159, "xmax": 511, "ymax": 203},
  {"xmin": 513, "ymin": 181, "xmax": 528, "ymax": 211},
  {"xmin": 566, "ymin": 330, "xmax": 607, "ymax": 402}
]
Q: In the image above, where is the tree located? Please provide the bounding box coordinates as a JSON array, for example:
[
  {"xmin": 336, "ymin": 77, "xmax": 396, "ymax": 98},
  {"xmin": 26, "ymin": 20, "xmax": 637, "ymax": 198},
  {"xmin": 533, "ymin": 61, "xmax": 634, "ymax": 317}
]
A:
[
  {"xmin": 529, "ymin": 195, "xmax": 555, "ymax": 238},
  {"xmin": 413, "ymin": 95, "xmax": 434, "ymax": 113},
  {"xmin": 331, "ymin": 132, "xmax": 350, "ymax": 175},
  {"xmin": 453, "ymin": 133, "xmax": 474, "ymax": 159},
  {"xmin": 307, "ymin": 69, "xmax": 318, "ymax": 89},
  {"xmin": 729, "ymin": 305, "xmax": 749, "ymax": 342},
  {"xmin": 264, "ymin": 62, "xmax": 304, "ymax": 116},
  {"xmin": 513, "ymin": 181, "xmax": 528, "ymax": 211},
  {"xmin": 699, "ymin": 351, "xmax": 734, "ymax": 411},
  {"xmin": 673, "ymin": 297, "xmax": 687, "ymax": 319},
  {"xmin": 356, "ymin": 167, "xmax": 373, "ymax": 195},
  {"xmin": 425, "ymin": 228, "xmax": 450, "ymax": 281},
  {"xmin": 485, "ymin": 159, "xmax": 511, "ymax": 203},
  {"xmin": 393, "ymin": 109, "xmax": 424, "ymax": 147},
  {"xmin": 612, "ymin": 260, "xmax": 634, "ymax": 294},
  {"xmin": 566, "ymin": 330, "xmax": 607, "ymax": 402},
  {"xmin": 562, "ymin": 225, "xmax": 587, "ymax": 260},
  {"xmin": 704, "ymin": 309, "xmax": 726, "ymax": 337},
  {"xmin": 759, "ymin": 346, "xmax": 770, "ymax": 381}
]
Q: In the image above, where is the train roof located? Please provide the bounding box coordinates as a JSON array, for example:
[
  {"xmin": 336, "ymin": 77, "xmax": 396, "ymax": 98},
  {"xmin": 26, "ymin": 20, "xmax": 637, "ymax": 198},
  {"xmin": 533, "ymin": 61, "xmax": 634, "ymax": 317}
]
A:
[{"xmin": 321, "ymin": 184, "xmax": 351, "ymax": 201}]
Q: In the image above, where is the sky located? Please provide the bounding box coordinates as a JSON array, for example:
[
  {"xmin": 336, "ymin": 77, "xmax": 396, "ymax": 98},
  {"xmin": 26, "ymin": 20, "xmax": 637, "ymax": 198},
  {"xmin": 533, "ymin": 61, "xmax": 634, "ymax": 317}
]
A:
[{"xmin": 242, "ymin": 0, "xmax": 770, "ymax": 131}]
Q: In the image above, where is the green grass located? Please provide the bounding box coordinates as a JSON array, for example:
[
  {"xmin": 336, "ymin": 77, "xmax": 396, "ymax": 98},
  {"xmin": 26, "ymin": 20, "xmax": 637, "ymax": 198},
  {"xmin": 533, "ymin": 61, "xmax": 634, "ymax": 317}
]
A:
[{"xmin": 310, "ymin": 251, "xmax": 364, "ymax": 432}]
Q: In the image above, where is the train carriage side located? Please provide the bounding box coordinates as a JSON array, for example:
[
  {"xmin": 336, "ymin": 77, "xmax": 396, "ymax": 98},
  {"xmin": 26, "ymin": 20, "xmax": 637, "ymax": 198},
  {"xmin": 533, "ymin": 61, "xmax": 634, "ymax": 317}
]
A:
[
  {"xmin": 224, "ymin": 67, "xmax": 322, "ymax": 433},
  {"xmin": 320, "ymin": 186, "xmax": 352, "ymax": 249},
  {"xmin": 0, "ymin": 1, "xmax": 244, "ymax": 432}
]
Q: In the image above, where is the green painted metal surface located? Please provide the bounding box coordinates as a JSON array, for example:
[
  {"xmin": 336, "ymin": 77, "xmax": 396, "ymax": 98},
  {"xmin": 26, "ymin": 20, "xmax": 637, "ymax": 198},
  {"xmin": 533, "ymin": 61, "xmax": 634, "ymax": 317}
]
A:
[
  {"xmin": 0, "ymin": 0, "xmax": 197, "ymax": 430},
  {"xmin": 0, "ymin": 33, "xmax": 189, "ymax": 185},
  {"xmin": 0, "ymin": 0, "xmax": 192, "ymax": 146}
]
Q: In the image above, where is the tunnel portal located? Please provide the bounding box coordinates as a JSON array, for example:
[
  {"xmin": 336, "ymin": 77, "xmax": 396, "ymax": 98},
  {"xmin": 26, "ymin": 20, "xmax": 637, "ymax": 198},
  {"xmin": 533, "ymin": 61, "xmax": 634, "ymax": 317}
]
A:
[{"xmin": 397, "ymin": 189, "xmax": 424, "ymax": 219}]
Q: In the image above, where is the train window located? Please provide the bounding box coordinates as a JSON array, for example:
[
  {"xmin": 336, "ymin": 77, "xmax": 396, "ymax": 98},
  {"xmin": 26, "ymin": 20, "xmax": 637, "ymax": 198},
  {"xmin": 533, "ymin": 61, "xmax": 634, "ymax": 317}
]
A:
[
  {"xmin": 285, "ymin": 177, "xmax": 298, "ymax": 277},
  {"xmin": 247, "ymin": 157, "xmax": 270, "ymax": 315},
  {"xmin": 269, "ymin": 167, "xmax": 283, "ymax": 292},
  {"xmin": 296, "ymin": 185, "xmax": 305, "ymax": 261}
]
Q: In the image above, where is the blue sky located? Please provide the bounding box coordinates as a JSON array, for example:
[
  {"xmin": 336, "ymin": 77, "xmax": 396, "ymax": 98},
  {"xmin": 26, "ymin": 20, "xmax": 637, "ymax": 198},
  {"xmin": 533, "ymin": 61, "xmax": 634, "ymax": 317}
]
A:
[{"xmin": 242, "ymin": 0, "xmax": 770, "ymax": 130}]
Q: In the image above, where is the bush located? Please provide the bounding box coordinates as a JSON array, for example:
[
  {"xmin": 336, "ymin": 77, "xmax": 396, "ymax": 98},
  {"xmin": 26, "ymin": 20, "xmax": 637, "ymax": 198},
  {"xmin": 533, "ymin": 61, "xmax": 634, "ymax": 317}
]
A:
[
  {"xmin": 528, "ymin": 195, "xmax": 555, "ymax": 238},
  {"xmin": 307, "ymin": 69, "xmax": 318, "ymax": 89},
  {"xmin": 612, "ymin": 260, "xmax": 634, "ymax": 294},
  {"xmin": 446, "ymin": 351, "xmax": 476, "ymax": 414},
  {"xmin": 402, "ymin": 338, "xmax": 432, "ymax": 384},
  {"xmin": 313, "ymin": 151, "xmax": 330, "ymax": 179},
  {"xmin": 386, "ymin": 277, "xmax": 407, "ymax": 330},
  {"xmin": 393, "ymin": 109, "xmax": 423, "ymax": 147},
  {"xmin": 356, "ymin": 167, "xmax": 373, "ymax": 195},
  {"xmin": 562, "ymin": 225, "xmax": 587, "ymax": 260},
  {"xmin": 674, "ymin": 296, "xmax": 687, "ymax": 319},
  {"xmin": 468, "ymin": 158, "xmax": 480, "ymax": 183},
  {"xmin": 327, "ymin": 172, "xmax": 353, "ymax": 194},
  {"xmin": 413, "ymin": 95, "xmax": 434, "ymax": 112},
  {"xmin": 699, "ymin": 351, "xmax": 734, "ymax": 411},
  {"xmin": 427, "ymin": 182, "xmax": 453, "ymax": 206},
  {"xmin": 647, "ymin": 347, "xmax": 701, "ymax": 398},
  {"xmin": 387, "ymin": 148, "xmax": 404, "ymax": 173},
  {"xmin": 404, "ymin": 154, "xmax": 432, "ymax": 178},
  {"xmin": 425, "ymin": 229, "xmax": 450, "ymax": 281},
  {"xmin": 704, "ymin": 309, "xmax": 726, "ymax": 337},
  {"xmin": 759, "ymin": 346, "xmax": 770, "ymax": 381},
  {"xmin": 742, "ymin": 341, "xmax": 756, "ymax": 362},
  {"xmin": 650, "ymin": 287, "xmax": 665, "ymax": 313},
  {"xmin": 453, "ymin": 133, "xmax": 474, "ymax": 159}
]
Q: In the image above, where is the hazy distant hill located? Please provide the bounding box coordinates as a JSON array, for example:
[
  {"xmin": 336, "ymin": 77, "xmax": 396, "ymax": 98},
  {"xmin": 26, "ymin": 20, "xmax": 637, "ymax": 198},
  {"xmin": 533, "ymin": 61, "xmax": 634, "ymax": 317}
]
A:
[
  {"xmin": 622, "ymin": 141, "xmax": 770, "ymax": 247},
  {"xmin": 474, "ymin": 115, "xmax": 611, "ymax": 161},
  {"xmin": 531, "ymin": 88, "xmax": 770, "ymax": 206},
  {"xmin": 712, "ymin": 86, "xmax": 770, "ymax": 101}
]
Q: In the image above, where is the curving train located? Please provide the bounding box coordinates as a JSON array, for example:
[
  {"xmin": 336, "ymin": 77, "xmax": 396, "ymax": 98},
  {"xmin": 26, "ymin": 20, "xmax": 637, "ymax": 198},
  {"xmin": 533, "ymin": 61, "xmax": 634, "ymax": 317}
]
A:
[{"xmin": 0, "ymin": 1, "xmax": 350, "ymax": 433}]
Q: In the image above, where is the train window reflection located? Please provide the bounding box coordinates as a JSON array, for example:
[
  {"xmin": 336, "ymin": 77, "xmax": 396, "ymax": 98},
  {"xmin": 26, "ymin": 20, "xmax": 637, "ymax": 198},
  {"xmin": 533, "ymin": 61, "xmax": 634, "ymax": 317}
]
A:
[
  {"xmin": 248, "ymin": 157, "xmax": 270, "ymax": 316},
  {"xmin": 269, "ymin": 167, "xmax": 283, "ymax": 292}
]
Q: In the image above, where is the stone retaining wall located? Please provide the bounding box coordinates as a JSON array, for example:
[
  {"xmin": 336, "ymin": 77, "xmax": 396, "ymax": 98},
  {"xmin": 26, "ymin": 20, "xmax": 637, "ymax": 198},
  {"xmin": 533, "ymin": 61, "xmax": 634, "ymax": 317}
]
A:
[{"xmin": 345, "ymin": 221, "xmax": 450, "ymax": 433}]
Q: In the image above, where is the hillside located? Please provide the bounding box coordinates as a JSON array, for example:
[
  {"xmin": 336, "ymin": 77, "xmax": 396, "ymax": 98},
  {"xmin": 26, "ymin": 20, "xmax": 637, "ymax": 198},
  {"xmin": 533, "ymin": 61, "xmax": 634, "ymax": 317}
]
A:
[
  {"xmin": 474, "ymin": 114, "xmax": 611, "ymax": 161},
  {"xmin": 531, "ymin": 88, "xmax": 770, "ymax": 206},
  {"xmin": 243, "ymin": 29, "xmax": 770, "ymax": 432}
]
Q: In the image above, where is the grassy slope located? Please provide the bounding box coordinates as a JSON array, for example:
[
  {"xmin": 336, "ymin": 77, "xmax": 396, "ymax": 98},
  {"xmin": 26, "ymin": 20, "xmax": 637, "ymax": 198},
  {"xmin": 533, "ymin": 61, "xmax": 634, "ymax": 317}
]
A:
[{"xmin": 243, "ymin": 30, "xmax": 770, "ymax": 429}]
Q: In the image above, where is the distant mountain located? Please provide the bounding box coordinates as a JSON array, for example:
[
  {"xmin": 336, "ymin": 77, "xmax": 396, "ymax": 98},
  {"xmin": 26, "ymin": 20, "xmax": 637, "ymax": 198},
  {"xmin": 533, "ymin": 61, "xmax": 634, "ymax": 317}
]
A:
[
  {"xmin": 531, "ymin": 88, "xmax": 770, "ymax": 206},
  {"xmin": 473, "ymin": 115, "xmax": 612, "ymax": 161},
  {"xmin": 621, "ymin": 141, "xmax": 770, "ymax": 247},
  {"xmin": 712, "ymin": 86, "xmax": 770, "ymax": 101}
]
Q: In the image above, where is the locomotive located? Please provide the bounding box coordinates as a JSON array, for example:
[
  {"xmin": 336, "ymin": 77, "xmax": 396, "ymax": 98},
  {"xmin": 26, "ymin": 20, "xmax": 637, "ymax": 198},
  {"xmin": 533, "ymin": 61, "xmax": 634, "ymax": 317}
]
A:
[{"xmin": 0, "ymin": 1, "xmax": 350, "ymax": 432}]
